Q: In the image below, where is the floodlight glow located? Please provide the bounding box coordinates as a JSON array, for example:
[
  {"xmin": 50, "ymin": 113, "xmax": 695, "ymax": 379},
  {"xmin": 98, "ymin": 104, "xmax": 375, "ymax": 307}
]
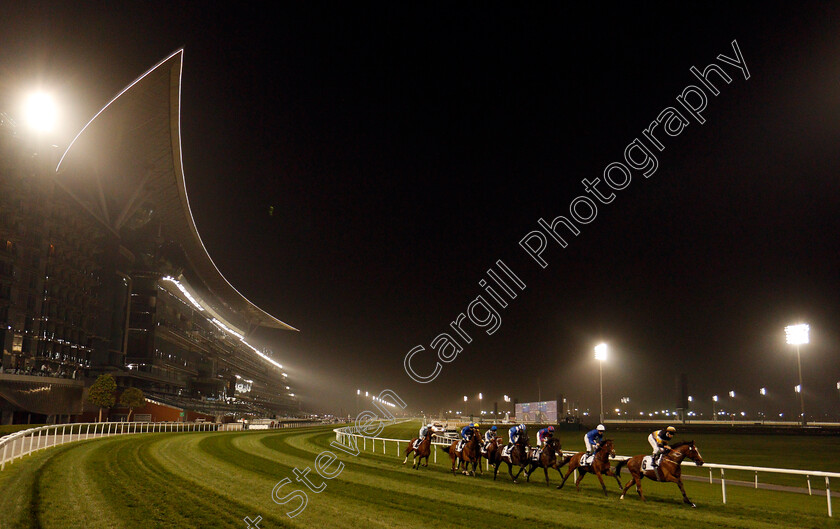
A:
[
  {"xmin": 795, "ymin": 384, "xmax": 801, "ymax": 393},
  {"xmin": 365, "ymin": 391, "xmax": 368, "ymax": 397},
  {"xmin": 785, "ymin": 323, "xmax": 809, "ymax": 345},
  {"xmin": 729, "ymin": 391, "xmax": 735, "ymax": 398},
  {"xmin": 357, "ymin": 389, "xmax": 360, "ymax": 395},
  {"xmin": 687, "ymin": 396, "xmax": 693, "ymax": 402},
  {"xmin": 760, "ymin": 387, "xmax": 766, "ymax": 395},
  {"xmin": 594, "ymin": 343, "xmax": 607, "ymax": 361},
  {"xmin": 464, "ymin": 396, "xmax": 468, "ymax": 402},
  {"xmin": 24, "ymin": 92, "xmax": 58, "ymax": 132},
  {"xmin": 713, "ymin": 395, "xmax": 718, "ymax": 402}
]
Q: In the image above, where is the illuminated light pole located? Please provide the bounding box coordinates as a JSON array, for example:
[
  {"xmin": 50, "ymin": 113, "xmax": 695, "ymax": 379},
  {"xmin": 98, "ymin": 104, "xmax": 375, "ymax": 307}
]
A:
[
  {"xmin": 759, "ymin": 387, "xmax": 767, "ymax": 424},
  {"xmin": 728, "ymin": 391, "xmax": 736, "ymax": 423},
  {"xmin": 785, "ymin": 323, "xmax": 809, "ymax": 425},
  {"xmin": 595, "ymin": 343, "xmax": 607, "ymax": 424},
  {"xmin": 712, "ymin": 395, "xmax": 719, "ymax": 421}
]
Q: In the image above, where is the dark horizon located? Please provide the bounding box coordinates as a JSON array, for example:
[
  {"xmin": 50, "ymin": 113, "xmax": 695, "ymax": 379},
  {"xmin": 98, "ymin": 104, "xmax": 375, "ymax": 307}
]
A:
[{"xmin": 2, "ymin": 3, "xmax": 839, "ymax": 419}]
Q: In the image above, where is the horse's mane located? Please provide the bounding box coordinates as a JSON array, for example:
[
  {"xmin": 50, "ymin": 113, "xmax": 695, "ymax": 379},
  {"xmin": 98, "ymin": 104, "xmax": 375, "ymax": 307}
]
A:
[
  {"xmin": 670, "ymin": 440, "xmax": 694, "ymax": 449},
  {"xmin": 596, "ymin": 439, "xmax": 613, "ymax": 452}
]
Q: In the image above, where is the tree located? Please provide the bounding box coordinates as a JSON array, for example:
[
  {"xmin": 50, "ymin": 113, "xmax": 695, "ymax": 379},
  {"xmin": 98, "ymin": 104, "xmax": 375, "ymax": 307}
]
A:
[
  {"xmin": 119, "ymin": 387, "xmax": 146, "ymax": 422},
  {"xmin": 87, "ymin": 374, "xmax": 116, "ymax": 422}
]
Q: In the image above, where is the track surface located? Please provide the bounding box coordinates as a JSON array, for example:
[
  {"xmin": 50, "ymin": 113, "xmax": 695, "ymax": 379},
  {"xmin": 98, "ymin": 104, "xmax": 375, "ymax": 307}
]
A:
[{"xmin": 0, "ymin": 423, "xmax": 837, "ymax": 528}]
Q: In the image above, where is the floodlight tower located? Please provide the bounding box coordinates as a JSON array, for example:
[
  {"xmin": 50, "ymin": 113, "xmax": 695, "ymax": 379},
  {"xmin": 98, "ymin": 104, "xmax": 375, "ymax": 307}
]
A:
[
  {"xmin": 595, "ymin": 343, "xmax": 607, "ymax": 424},
  {"xmin": 785, "ymin": 323, "xmax": 809, "ymax": 426}
]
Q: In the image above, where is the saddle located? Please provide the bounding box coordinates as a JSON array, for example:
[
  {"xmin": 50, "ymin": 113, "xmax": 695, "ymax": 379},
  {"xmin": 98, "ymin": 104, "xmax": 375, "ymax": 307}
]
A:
[
  {"xmin": 501, "ymin": 445, "xmax": 512, "ymax": 458},
  {"xmin": 529, "ymin": 447, "xmax": 542, "ymax": 461},
  {"xmin": 641, "ymin": 454, "xmax": 664, "ymax": 472},
  {"xmin": 581, "ymin": 452, "xmax": 596, "ymax": 466},
  {"xmin": 412, "ymin": 438, "xmax": 422, "ymax": 450},
  {"xmin": 456, "ymin": 440, "xmax": 465, "ymax": 453}
]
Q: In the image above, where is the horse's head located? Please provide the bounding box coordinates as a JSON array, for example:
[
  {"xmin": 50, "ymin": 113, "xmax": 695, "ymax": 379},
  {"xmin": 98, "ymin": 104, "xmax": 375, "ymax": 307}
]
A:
[
  {"xmin": 682, "ymin": 440, "xmax": 704, "ymax": 466},
  {"xmin": 600, "ymin": 439, "xmax": 616, "ymax": 458},
  {"xmin": 547, "ymin": 437, "xmax": 561, "ymax": 455}
]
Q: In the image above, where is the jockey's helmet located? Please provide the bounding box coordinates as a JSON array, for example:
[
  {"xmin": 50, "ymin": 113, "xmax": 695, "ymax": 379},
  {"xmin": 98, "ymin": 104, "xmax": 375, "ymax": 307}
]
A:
[
  {"xmin": 473, "ymin": 422, "xmax": 479, "ymax": 428},
  {"xmin": 666, "ymin": 426, "xmax": 676, "ymax": 433},
  {"xmin": 491, "ymin": 425, "xmax": 497, "ymax": 431},
  {"xmin": 548, "ymin": 426, "xmax": 555, "ymax": 433},
  {"xmin": 519, "ymin": 424, "xmax": 526, "ymax": 430},
  {"xmin": 596, "ymin": 424, "xmax": 605, "ymax": 431}
]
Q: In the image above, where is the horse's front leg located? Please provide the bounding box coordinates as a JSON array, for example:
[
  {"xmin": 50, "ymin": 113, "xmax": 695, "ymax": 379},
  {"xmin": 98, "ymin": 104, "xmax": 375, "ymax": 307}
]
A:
[
  {"xmin": 544, "ymin": 466, "xmax": 550, "ymax": 486},
  {"xmin": 594, "ymin": 470, "xmax": 608, "ymax": 496},
  {"xmin": 609, "ymin": 467, "xmax": 623, "ymax": 489},
  {"xmin": 672, "ymin": 477, "xmax": 695, "ymax": 507}
]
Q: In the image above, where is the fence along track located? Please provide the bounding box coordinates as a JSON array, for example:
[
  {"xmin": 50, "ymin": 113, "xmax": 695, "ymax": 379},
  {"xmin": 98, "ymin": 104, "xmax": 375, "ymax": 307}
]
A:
[{"xmin": 0, "ymin": 420, "xmax": 327, "ymax": 471}]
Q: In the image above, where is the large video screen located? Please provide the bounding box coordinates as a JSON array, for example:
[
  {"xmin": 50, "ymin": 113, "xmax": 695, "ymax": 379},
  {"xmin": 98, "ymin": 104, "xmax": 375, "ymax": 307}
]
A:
[{"xmin": 515, "ymin": 400, "xmax": 557, "ymax": 422}]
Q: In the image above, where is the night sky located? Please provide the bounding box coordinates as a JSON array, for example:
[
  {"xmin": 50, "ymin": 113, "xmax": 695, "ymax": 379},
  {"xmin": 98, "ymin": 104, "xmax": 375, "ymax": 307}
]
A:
[{"xmin": 3, "ymin": 3, "xmax": 840, "ymax": 419}]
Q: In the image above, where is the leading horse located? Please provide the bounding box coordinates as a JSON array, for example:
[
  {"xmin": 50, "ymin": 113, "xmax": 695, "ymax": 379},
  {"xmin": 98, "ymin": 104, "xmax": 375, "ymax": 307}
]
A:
[
  {"xmin": 557, "ymin": 439, "xmax": 622, "ymax": 496},
  {"xmin": 616, "ymin": 440, "xmax": 705, "ymax": 507},
  {"xmin": 403, "ymin": 431, "xmax": 434, "ymax": 469}
]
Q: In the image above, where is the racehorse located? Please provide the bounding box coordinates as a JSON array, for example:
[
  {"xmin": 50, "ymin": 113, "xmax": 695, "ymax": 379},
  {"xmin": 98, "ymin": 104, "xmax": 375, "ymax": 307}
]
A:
[
  {"xmin": 403, "ymin": 431, "xmax": 434, "ymax": 469},
  {"xmin": 483, "ymin": 436, "xmax": 502, "ymax": 474},
  {"xmin": 443, "ymin": 432, "xmax": 482, "ymax": 476},
  {"xmin": 495, "ymin": 434, "xmax": 530, "ymax": 484},
  {"xmin": 557, "ymin": 439, "xmax": 622, "ymax": 496},
  {"xmin": 616, "ymin": 440, "xmax": 705, "ymax": 507},
  {"xmin": 525, "ymin": 437, "xmax": 566, "ymax": 486}
]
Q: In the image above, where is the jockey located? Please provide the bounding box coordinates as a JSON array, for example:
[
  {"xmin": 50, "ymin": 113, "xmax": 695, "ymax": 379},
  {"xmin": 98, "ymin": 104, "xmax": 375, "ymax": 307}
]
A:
[
  {"xmin": 483, "ymin": 425, "xmax": 498, "ymax": 451},
  {"xmin": 484, "ymin": 425, "xmax": 498, "ymax": 443},
  {"xmin": 584, "ymin": 424, "xmax": 605, "ymax": 458},
  {"xmin": 649, "ymin": 426, "xmax": 676, "ymax": 467},
  {"xmin": 461, "ymin": 423, "xmax": 478, "ymax": 442},
  {"xmin": 418, "ymin": 423, "xmax": 434, "ymax": 440},
  {"xmin": 507, "ymin": 423, "xmax": 527, "ymax": 450},
  {"xmin": 537, "ymin": 425, "xmax": 555, "ymax": 447}
]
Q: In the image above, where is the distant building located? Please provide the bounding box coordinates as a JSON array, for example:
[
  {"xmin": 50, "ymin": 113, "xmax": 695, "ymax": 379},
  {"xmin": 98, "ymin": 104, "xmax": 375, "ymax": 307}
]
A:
[{"xmin": 0, "ymin": 50, "xmax": 298, "ymax": 424}]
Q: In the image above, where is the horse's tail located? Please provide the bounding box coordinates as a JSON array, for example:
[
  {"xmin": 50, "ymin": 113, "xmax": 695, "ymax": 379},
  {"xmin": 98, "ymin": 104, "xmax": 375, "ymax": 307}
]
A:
[
  {"xmin": 557, "ymin": 454, "xmax": 573, "ymax": 468},
  {"xmin": 615, "ymin": 459, "xmax": 628, "ymax": 477}
]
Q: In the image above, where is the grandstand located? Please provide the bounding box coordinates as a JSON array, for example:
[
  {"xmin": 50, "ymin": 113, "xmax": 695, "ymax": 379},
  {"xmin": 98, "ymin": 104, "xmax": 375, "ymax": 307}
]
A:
[{"xmin": 0, "ymin": 50, "xmax": 299, "ymax": 424}]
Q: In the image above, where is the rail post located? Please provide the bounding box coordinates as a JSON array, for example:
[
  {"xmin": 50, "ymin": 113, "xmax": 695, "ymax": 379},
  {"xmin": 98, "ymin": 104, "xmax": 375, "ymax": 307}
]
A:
[
  {"xmin": 721, "ymin": 468, "xmax": 727, "ymax": 504},
  {"xmin": 826, "ymin": 477, "xmax": 832, "ymax": 517},
  {"xmin": 808, "ymin": 475, "xmax": 812, "ymax": 496}
]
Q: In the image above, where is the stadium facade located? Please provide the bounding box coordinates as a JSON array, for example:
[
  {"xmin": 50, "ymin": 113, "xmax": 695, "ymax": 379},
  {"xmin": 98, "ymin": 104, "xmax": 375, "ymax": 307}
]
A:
[{"xmin": 0, "ymin": 50, "xmax": 299, "ymax": 424}]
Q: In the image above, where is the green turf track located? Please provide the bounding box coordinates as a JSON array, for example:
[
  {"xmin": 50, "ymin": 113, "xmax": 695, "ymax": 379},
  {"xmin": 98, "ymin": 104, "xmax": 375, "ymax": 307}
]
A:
[{"xmin": 0, "ymin": 422, "xmax": 838, "ymax": 528}]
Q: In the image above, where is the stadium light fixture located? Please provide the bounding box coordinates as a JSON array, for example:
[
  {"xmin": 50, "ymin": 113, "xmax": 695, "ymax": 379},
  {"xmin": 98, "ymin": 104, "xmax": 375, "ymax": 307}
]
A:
[
  {"xmin": 786, "ymin": 323, "xmax": 809, "ymax": 425},
  {"xmin": 712, "ymin": 395, "xmax": 718, "ymax": 421},
  {"xmin": 23, "ymin": 91, "xmax": 58, "ymax": 132},
  {"xmin": 464, "ymin": 395, "xmax": 468, "ymax": 402},
  {"xmin": 729, "ymin": 390, "xmax": 735, "ymax": 398},
  {"xmin": 594, "ymin": 343, "xmax": 607, "ymax": 423}
]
